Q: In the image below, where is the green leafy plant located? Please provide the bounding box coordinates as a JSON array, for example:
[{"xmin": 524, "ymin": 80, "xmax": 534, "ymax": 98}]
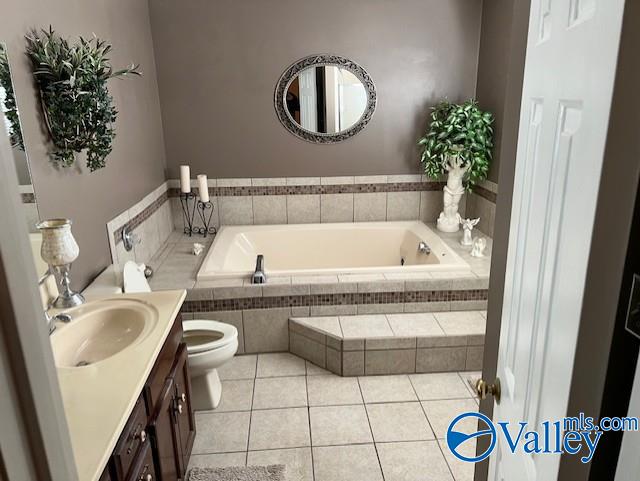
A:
[
  {"xmin": 25, "ymin": 27, "xmax": 141, "ymax": 171},
  {"xmin": 418, "ymin": 99, "xmax": 494, "ymax": 190},
  {"xmin": 0, "ymin": 44, "xmax": 24, "ymax": 150}
]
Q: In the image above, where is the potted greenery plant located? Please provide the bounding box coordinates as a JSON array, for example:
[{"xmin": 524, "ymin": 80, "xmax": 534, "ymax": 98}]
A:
[
  {"xmin": 25, "ymin": 28, "xmax": 141, "ymax": 171},
  {"xmin": 418, "ymin": 99, "xmax": 494, "ymax": 232}
]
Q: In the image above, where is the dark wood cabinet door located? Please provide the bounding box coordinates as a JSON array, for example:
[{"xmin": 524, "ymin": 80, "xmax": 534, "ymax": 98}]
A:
[
  {"xmin": 148, "ymin": 379, "xmax": 181, "ymax": 481},
  {"xmin": 126, "ymin": 442, "xmax": 156, "ymax": 481},
  {"xmin": 144, "ymin": 316, "xmax": 183, "ymax": 417},
  {"xmin": 112, "ymin": 396, "xmax": 148, "ymax": 480},
  {"xmin": 170, "ymin": 344, "xmax": 196, "ymax": 476},
  {"xmin": 99, "ymin": 467, "xmax": 113, "ymax": 481}
]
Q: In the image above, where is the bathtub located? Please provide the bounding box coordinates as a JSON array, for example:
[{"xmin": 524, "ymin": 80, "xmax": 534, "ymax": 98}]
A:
[{"xmin": 196, "ymin": 221, "xmax": 469, "ymax": 281}]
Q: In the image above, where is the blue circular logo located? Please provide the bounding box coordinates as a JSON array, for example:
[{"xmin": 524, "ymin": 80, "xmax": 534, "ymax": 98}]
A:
[{"xmin": 446, "ymin": 412, "xmax": 497, "ymax": 463}]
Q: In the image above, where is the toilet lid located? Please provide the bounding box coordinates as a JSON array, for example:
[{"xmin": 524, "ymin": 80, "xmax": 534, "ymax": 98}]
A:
[
  {"xmin": 123, "ymin": 261, "xmax": 152, "ymax": 293},
  {"xmin": 183, "ymin": 320, "xmax": 237, "ymax": 354}
]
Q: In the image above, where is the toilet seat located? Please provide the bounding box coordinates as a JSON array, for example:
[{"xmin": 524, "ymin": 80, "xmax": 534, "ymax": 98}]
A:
[{"xmin": 183, "ymin": 320, "xmax": 237, "ymax": 355}]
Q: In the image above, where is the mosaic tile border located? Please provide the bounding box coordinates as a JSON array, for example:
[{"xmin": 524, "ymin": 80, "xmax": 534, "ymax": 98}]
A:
[
  {"xmin": 114, "ymin": 191, "xmax": 169, "ymax": 244},
  {"xmin": 181, "ymin": 288, "xmax": 488, "ymax": 313},
  {"xmin": 474, "ymin": 185, "xmax": 497, "ymax": 204},
  {"xmin": 168, "ymin": 181, "xmax": 446, "ymax": 198}
]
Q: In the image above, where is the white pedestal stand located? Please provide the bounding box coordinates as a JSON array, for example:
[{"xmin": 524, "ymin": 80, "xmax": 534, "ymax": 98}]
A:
[{"xmin": 437, "ymin": 158, "xmax": 468, "ymax": 233}]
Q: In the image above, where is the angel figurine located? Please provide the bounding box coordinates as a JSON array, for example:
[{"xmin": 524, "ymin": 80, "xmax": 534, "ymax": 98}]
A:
[
  {"xmin": 471, "ymin": 237, "xmax": 487, "ymax": 257},
  {"xmin": 459, "ymin": 216, "xmax": 480, "ymax": 247}
]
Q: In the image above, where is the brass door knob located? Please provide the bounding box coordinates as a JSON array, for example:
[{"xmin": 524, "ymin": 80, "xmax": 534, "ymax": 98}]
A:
[{"xmin": 475, "ymin": 378, "xmax": 501, "ymax": 404}]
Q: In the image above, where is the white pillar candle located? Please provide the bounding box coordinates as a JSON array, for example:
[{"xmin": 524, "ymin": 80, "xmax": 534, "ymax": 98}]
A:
[
  {"xmin": 180, "ymin": 165, "xmax": 191, "ymax": 193},
  {"xmin": 197, "ymin": 174, "xmax": 210, "ymax": 203}
]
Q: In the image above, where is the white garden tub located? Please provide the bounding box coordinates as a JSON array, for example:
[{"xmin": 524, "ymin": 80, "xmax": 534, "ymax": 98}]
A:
[{"xmin": 196, "ymin": 221, "xmax": 469, "ymax": 281}]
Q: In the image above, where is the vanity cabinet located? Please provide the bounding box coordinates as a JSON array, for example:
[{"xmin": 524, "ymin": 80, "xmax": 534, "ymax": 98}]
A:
[
  {"xmin": 105, "ymin": 314, "xmax": 195, "ymax": 481},
  {"xmin": 149, "ymin": 344, "xmax": 195, "ymax": 480},
  {"xmin": 169, "ymin": 344, "xmax": 196, "ymax": 473}
]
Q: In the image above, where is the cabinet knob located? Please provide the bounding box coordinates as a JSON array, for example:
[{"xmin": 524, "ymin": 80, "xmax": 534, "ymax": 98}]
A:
[
  {"xmin": 137, "ymin": 429, "xmax": 147, "ymax": 443},
  {"xmin": 178, "ymin": 403, "xmax": 183, "ymax": 414},
  {"xmin": 145, "ymin": 474, "xmax": 152, "ymax": 481},
  {"xmin": 181, "ymin": 393, "xmax": 186, "ymax": 403}
]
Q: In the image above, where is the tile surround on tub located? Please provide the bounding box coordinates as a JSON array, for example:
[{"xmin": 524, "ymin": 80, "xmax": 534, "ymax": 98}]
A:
[
  {"xmin": 180, "ymin": 289, "xmax": 489, "ymax": 313},
  {"xmin": 121, "ymin": 177, "xmax": 495, "ymax": 363},
  {"xmin": 134, "ymin": 222, "xmax": 493, "ymax": 361},
  {"xmin": 106, "ymin": 181, "xmax": 175, "ymax": 268},
  {"xmin": 465, "ymin": 178, "xmax": 498, "ymax": 237},
  {"xmin": 166, "ymin": 175, "xmax": 459, "ymax": 226},
  {"xmin": 178, "ymin": 266, "xmax": 489, "ymax": 360}
]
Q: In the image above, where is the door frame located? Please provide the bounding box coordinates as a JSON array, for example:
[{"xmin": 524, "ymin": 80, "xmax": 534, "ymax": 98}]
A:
[
  {"xmin": 476, "ymin": 1, "xmax": 640, "ymax": 480},
  {"xmin": 559, "ymin": 1, "xmax": 640, "ymax": 478},
  {"xmin": 0, "ymin": 110, "xmax": 78, "ymax": 479}
]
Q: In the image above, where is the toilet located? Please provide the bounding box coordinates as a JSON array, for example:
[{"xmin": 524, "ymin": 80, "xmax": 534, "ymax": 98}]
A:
[{"xmin": 122, "ymin": 261, "xmax": 238, "ymax": 410}]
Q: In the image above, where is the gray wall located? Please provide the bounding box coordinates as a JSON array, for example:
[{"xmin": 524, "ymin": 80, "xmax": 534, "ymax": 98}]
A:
[
  {"xmin": 149, "ymin": 0, "xmax": 482, "ymax": 179},
  {"xmin": 0, "ymin": 0, "xmax": 166, "ymax": 288},
  {"xmin": 474, "ymin": 0, "xmax": 524, "ymax": 183},
  {"xmin": 13, "ymin": 149, "xmax": 31, "ymax": 186}
]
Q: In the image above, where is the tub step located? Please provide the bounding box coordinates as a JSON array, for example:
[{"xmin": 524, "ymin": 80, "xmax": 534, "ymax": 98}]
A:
[{"xmin": 288, "ymin": 311, "xmax": 485, "ymax": 376}]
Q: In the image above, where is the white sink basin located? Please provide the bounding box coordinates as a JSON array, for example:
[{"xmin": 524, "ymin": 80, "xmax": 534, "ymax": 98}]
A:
[{"xmin": 50, "ymin": 298, "xmax": 159, "ymax": 368}]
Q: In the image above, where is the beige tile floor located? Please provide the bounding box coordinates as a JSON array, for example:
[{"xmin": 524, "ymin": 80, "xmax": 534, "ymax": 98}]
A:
[{"xmin": 189, "ymin": 352, "xmax": 481, "ymax": 481}]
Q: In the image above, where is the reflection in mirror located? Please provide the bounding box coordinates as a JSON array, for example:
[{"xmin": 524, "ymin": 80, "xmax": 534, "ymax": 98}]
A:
[
  {"xmin": 285, "ymin": 65, "xmax": 367, "ymax": 135},
  {"xmin": 275, "ymin": 55, "xmax": 376, "ymax": 144},
  {"xmin": 0, "ymin": 42, "xmax": 39, "ymax": 232}
]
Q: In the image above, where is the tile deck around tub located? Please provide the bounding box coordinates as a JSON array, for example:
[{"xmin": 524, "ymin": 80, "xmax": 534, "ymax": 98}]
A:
[
  {"xmin": 143, "ymin": 225, "xmax": 491, "ymax": 353},
  {"xmin": 189, "ymin": 352, "xmax": 479, "ymax": 481},
  {"xmin": 146, "ymin": 224, "xmax": 492, "ymax": 294},
  {"xmin": 289, "ymin": 311, "xmax": 486, "ymax": 376}
]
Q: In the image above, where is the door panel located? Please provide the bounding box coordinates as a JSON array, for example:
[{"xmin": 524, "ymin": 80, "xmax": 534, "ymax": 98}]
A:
[
  {"xmin": 169, "ymin": 344, "xmax": 196, "ymax": 478},
  {"xmin": 149, "ymin": 379, "xmax": 181, "ymax": 481},
  {"xmin": 490, "ymin": 0, "xmax": 626, "ymax": 479},
  {"xmin": 298, "ymin": 68, "xmax": 317, "ymax": 131}
]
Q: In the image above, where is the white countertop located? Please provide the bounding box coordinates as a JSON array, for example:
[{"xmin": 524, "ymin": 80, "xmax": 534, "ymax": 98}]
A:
[{"xmin": 53, "ymin": 290, "xmax": 186, "ymax": 481}]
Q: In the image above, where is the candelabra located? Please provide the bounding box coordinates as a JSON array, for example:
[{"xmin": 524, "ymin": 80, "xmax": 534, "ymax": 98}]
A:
[
  {"xmin": 195, "ymin": 200, "xmax": 217, "ymax": 237},
  {"xmin": 180, "ymin": 192, "xmax": 197, "ymax": 236}
]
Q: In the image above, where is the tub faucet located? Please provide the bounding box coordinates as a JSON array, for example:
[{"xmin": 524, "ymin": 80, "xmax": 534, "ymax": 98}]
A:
[
  {"xmin": 252, "ymin": 254, "xmax": 267, "ymax": 284},
  {"xmin": 418, "ymin": 241, "xmax": 431, "ymax": 255}
]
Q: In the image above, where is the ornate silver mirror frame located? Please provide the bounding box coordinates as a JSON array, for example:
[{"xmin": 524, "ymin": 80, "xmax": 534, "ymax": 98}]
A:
[{"xmin": 274, "ymin": 54, "xmax": 377, "ymax": 143}]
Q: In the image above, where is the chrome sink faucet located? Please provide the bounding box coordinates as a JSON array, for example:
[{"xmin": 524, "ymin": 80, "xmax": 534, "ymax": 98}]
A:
[
  {"xmin": 40, "ymin": 270, "xmax": 72, "ymax": 334},
  {"xmin": 46, "ymin": 311, "xmax": 72, "ymax": 335}
]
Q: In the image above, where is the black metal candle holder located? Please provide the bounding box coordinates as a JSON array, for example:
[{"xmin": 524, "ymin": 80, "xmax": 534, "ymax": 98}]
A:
[
  {"xmin": 180, "ymin": 192, "xmax": 197, "ymax": 236},
  {"xmin": 195, "ymin": 200, "xmax": 217, "ymax": 237}
]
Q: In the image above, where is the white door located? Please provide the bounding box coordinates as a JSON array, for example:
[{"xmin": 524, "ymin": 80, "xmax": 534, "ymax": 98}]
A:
[
  {"xmin": 298, "ymin": 67, "xmax": 317, "ymax": 131},
  {"xmin": 490, "ymin": 1, "xmax": 626, "ymax": 480}
]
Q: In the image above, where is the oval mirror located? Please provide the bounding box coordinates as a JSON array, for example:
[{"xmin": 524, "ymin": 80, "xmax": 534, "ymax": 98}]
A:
[{"xmin": 275, "ymin": 55, "xmax": 376, "ymax": 143}]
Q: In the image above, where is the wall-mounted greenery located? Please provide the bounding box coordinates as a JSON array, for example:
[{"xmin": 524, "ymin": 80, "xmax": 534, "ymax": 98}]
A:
[
  {"xmin": 418, "ymin": 99, "xmax": 494, "ymax": 191},
  {"xmin": 25, "ymin": 28, "xmax": 141, "ymax": 171},
  {"xmin": 0, "ymin": 45, "xmax": 24, "ymax": 151}
]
